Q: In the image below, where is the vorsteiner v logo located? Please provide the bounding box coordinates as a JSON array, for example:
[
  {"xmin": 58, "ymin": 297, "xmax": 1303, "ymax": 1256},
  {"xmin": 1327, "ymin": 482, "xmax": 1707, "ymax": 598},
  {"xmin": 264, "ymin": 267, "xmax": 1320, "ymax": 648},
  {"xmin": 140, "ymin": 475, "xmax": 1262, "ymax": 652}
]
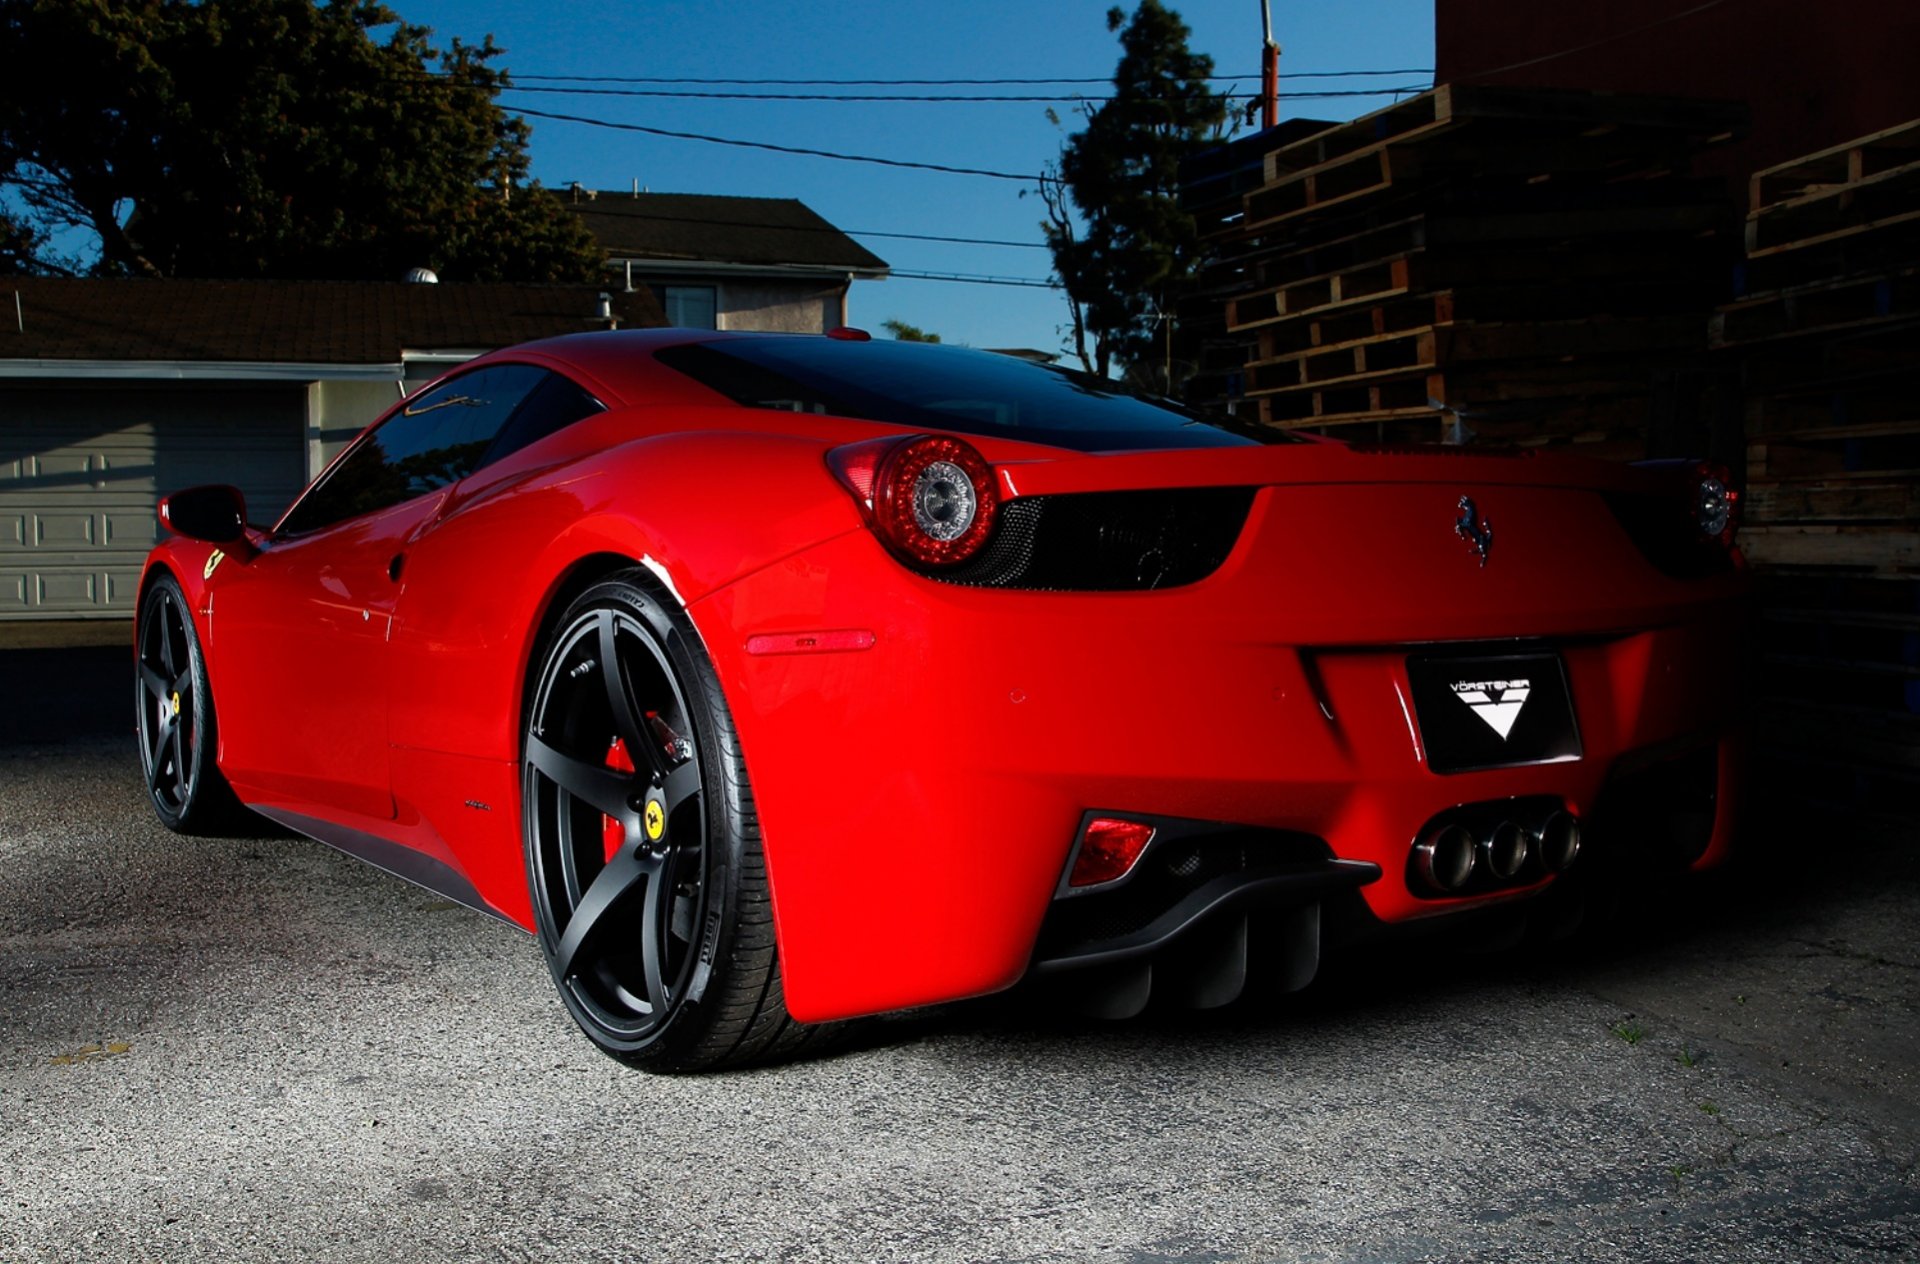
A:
[{"xmin": 1451, "ymin": 678, "xmax": 1531, "ymax": 739}]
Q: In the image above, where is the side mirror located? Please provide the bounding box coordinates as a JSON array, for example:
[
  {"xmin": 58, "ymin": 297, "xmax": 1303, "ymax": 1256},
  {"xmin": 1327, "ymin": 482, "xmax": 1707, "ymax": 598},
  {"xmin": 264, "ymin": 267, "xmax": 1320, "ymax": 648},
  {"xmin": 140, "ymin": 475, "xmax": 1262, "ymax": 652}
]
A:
[{"xmin": 159, "ymin": 484, "xmax": 250, "ymax": 546}]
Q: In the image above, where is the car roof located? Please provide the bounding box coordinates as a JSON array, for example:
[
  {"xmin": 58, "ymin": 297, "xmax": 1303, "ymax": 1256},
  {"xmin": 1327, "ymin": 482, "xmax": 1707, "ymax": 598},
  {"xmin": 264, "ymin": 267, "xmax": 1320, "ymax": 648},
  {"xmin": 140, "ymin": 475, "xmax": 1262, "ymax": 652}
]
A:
[{"xmin": 483, "ymin": 328, "xmax": 813, "ymax": 406}]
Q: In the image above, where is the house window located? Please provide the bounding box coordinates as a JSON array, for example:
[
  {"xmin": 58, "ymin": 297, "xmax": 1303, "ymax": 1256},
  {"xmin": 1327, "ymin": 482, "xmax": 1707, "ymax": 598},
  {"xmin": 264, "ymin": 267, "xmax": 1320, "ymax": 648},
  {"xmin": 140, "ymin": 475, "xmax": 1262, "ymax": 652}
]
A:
[{"xmin": 663, "ymin": 285, "xmax": 718, "ymax": 330}]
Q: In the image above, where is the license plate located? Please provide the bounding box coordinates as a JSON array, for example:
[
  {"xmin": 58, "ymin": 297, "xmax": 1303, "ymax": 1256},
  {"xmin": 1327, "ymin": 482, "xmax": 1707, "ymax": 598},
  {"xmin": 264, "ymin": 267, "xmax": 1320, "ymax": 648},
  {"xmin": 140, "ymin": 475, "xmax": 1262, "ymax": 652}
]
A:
[{"xmin": 1406, "ymin": 651, "xmax": 1582, "ymax": 775}]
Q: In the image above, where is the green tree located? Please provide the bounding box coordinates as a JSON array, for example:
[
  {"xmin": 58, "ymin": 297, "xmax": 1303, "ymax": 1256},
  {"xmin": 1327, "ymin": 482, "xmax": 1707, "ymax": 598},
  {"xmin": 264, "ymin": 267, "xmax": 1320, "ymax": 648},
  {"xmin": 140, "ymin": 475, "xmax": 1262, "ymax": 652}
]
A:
[
  {"xmin": 0, "ymin": 190, "xmax": 45, "ymax": 275},
  {"xmin": 881, "ymin": 318, "xmax": 940, "ymax": 343},
  {"xmin": 1040, "ymin": 0, "xmax": 1225, "ymax": 387},
  {"xmin": 0, "ymin": 0, "xmax": 602, "ymax": 282}
]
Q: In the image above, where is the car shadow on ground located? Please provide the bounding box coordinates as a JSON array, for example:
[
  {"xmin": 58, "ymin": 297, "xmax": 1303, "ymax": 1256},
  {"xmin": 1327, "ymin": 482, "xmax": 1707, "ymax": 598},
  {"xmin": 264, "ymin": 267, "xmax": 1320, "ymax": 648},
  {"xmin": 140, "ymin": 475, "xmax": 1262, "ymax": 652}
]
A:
[
  {"xmin": 7, "ymin": 648, "xmax": 1905, "ymax": 1078},
  {"xmin": 880, "ymin": 801, "xmax": 1919, "ymax": 1062}
]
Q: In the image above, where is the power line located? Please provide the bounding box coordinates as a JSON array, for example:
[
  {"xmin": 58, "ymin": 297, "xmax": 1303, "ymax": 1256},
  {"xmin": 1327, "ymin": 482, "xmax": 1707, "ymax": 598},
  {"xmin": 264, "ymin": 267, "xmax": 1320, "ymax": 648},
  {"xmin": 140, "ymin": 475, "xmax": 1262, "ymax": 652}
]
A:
[
  {"xmin": 499, "ymin": 83, "xmax": 1426, "ymax": 104},
  {"xmin": 556, "ymin": 200, "xmax": 1049, "ymax": 250},
  {"xmin": 888, "ymin": 269, "xmax": 1059, "ymax": 289},
  {"xmin": 509, "ymin": 69, "xmax": 1433, "ymax": 87},
  {"xmin": 847, "ymin": 228, "xmax": 1048, "ymax": 249},
  {"xmin": 511, "ymin": 106, "xmax": 1040, "ymax": 181}
]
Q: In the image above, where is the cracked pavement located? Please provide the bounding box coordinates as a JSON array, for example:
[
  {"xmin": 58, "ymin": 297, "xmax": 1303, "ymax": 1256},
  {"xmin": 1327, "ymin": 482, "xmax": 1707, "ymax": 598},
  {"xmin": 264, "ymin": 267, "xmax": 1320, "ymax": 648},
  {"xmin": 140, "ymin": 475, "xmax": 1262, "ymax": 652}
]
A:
[{"xmin": 0, "ymin": 658, "xmax": 1915, "ymax": 1261}]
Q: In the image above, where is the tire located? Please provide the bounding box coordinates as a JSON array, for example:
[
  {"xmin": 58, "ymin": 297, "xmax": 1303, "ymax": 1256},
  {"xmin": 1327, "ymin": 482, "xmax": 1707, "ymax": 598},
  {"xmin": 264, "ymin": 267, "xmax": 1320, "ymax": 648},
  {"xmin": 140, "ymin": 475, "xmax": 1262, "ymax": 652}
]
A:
[
  {"xmin": 521, "ymin": 570, "xmax": 821, "ymax": 1072},
  {"xmin": 135, "ymin": 573, "xmax": 241, "ymax": 832}
]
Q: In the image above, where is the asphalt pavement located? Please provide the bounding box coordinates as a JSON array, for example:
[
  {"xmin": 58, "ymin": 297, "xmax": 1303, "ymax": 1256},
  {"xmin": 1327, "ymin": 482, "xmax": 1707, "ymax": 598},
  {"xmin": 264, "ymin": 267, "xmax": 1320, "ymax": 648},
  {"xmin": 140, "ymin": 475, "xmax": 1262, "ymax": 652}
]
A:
[{"xmin": 1, "ymin": 660, "xmax": 1916, "ymax": 1262}]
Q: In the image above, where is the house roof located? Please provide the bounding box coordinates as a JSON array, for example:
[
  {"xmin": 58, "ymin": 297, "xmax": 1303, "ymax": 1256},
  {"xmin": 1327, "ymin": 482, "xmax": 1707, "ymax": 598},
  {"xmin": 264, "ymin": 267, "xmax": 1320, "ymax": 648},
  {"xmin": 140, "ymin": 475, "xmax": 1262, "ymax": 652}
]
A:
[
  {"xmin": 0, "ymin": 278, "xmax": 664, "ymax": 367},
  {"xmin": 568, "ymin": 192, "xmax": 890, "ymax": 277}
]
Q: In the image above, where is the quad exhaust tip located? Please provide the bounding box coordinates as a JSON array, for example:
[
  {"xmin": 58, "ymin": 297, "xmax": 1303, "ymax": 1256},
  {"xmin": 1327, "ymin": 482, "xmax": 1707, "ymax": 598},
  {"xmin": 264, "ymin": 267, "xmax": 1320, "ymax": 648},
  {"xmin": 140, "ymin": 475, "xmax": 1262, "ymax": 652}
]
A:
[
  {"xmin": 1410, "ymin": 805, "xmax": 1582, "ymax": 896},
  {"xmin": 1537, "ymin": 811, "xmax": 1582, "ymax": 873},
  {"xmin": 1414, "ymin": 823, "xmax": 1478, "ymax": 894},
  {"xmin": 1480, "ymin": 820, "xmax": 1530, "ymax": 881}
]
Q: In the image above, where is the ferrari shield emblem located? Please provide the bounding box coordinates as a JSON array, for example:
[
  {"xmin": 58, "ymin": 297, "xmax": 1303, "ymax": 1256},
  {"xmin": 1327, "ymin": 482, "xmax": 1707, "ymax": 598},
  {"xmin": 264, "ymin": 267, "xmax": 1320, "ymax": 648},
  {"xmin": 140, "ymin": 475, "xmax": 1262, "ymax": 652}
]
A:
[
  {"xmin": 203, "ymin": 549, "xmax": 226, "ymax": 580},
  {"xmin": 643, "ymin": 798, "xmax": 666, "ymax": 841}
]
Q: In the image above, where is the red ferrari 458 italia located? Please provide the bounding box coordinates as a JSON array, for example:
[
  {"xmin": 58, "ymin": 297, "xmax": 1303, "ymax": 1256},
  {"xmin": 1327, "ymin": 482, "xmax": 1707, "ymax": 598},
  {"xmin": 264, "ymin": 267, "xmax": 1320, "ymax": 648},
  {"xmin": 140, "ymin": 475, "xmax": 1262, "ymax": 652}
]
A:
[{"xmin": 137, "ymin": 328, "xmax": 1748, "ymax": 1070}]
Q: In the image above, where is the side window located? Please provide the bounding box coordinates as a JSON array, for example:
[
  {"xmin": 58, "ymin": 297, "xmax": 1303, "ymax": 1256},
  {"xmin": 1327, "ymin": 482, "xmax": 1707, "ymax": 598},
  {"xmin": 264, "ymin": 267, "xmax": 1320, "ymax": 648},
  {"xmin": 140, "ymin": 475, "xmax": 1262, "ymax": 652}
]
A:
[
  {"xmin": 279, "ymin": 363, "xmax": 548, "ymax": 535},
  {"xmin": 482, "ymin": 373, "xmax": 607, "ymax": 466}
]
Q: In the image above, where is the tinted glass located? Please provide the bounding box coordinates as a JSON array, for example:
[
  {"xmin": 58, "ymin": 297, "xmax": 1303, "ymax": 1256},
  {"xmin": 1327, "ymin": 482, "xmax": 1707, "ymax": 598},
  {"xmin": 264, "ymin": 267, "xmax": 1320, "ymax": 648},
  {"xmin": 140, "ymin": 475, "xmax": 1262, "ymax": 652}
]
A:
[
  {"xmin": 483, "ymin": 372, "xmax": 606, "ymax": 466},
  {"xmin": 654, "ymin": 338, "xmax": 1284, "ymax": 451},
  {"xmin": 279, "ymin": 363, "xmax": 548, "ymax": 535}
]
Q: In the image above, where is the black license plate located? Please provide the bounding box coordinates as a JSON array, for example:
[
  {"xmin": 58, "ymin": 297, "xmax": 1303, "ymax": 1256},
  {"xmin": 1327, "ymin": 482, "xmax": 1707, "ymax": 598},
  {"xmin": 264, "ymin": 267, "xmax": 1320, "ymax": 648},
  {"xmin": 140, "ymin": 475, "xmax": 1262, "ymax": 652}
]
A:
[{"xmin": 1407, "ymin": 651, "xmax": 1582, "ymax": 775}]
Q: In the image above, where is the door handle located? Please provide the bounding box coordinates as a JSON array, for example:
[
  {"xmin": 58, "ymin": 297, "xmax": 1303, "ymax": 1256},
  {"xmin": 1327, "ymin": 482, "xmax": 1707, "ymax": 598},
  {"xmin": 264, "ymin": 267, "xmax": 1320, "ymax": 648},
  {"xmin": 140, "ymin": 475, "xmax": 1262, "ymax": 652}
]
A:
[{"xmin": 388, "ymin": 553, "xmax": 406, "ymax": 582}]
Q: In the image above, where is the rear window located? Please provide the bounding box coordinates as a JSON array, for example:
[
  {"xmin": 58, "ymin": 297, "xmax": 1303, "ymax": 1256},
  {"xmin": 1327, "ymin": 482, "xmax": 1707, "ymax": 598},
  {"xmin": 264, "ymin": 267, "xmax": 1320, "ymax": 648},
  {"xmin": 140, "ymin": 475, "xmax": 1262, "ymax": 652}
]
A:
[{"xmin": 654, "ymin": 337, "xmax": 1285, "ymax": 452}]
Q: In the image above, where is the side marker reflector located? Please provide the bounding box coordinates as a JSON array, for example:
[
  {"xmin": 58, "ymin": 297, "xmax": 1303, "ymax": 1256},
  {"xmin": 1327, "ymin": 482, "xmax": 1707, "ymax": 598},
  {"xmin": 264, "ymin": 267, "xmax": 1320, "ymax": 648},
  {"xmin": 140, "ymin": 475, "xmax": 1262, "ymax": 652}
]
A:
[
  {"xmin": 745, "ymin": 630, "xmax": 877, "ymax": 656},
  {"xmin": 1070, "ymin": 817, "xmax": 1156, "ymax": 888}
]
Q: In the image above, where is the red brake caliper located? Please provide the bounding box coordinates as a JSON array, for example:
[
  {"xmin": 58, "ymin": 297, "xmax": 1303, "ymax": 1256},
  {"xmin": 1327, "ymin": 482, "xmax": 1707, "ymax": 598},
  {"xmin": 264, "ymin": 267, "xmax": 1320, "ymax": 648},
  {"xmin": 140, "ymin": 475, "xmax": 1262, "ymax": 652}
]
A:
[{"xmin": 602, "ymin": 736, "xmax": 636, "ymax": 862}]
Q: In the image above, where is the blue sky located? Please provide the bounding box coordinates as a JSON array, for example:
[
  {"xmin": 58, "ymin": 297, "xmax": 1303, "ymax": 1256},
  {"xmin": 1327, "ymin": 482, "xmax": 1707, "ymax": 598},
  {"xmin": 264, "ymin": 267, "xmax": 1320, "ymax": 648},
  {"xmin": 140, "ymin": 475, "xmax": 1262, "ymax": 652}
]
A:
[{"xmin": 404, "ymin": 0, "xmax": 1435, "ymax": 357}]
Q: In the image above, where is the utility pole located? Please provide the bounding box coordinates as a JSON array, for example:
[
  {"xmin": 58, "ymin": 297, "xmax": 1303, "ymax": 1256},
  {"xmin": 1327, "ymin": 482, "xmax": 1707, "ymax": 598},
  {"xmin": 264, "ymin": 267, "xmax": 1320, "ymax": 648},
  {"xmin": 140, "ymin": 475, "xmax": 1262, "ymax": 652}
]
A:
[{"xmin": 1259, "ymin": 0, "xmax": 1280, "ymax": 130}]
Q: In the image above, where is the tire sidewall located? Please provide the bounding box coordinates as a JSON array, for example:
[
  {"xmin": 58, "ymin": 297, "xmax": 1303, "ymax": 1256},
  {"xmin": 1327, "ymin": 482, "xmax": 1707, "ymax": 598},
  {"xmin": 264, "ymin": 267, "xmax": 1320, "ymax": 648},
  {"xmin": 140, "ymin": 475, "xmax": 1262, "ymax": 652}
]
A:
[
  {"xmin": 137, "ymin": 574, "xmax": 218, "ymax": 832},
  {"xmin": 523, "ymin": 573, "xmax": 745, "ymax": 1065}
]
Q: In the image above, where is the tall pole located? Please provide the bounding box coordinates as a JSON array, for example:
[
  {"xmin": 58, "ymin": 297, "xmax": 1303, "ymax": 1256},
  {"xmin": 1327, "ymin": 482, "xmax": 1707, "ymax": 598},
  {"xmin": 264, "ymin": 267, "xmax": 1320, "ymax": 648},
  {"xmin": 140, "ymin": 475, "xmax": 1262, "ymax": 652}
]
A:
[{"xmin": 1259, "ymin": 0, "xmax": 1280, "ymax": 130}]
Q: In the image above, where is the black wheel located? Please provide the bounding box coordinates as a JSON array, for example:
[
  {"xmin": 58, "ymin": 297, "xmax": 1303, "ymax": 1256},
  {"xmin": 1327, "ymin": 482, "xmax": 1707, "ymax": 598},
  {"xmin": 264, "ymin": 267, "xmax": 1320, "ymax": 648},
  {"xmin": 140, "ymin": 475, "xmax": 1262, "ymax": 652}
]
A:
[
  {"xmin": 522, "ymin": 571, "xmax": 819, "ymax": 1071},
  {"xmin": 135, "ymin": 574, "xmax": 239, "ymax": 832}
]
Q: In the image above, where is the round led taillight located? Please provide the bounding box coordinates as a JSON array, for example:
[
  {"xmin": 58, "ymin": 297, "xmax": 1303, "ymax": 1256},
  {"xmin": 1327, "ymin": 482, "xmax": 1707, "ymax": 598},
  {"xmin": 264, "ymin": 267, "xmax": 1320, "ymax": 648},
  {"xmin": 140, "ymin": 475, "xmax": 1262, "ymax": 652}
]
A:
[
  {"xmin": 1693, "ymin": 461, "xmax": 1740, "ymax": 546},
  {"xmin": 872, "ymin": 436, "xmax": 998, "ymax": 567},
  {"xmin": 1696, "ymin": 475, "xmax": 1732, "ymax": 537}
]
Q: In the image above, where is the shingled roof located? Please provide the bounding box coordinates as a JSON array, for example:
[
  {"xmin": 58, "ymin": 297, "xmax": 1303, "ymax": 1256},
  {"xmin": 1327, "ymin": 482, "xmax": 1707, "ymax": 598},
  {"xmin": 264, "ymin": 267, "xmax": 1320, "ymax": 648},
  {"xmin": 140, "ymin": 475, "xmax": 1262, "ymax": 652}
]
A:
[
  {"xmin": 569, "ymin": 192, "xmax": 889, "ymax": 276},
  {"xmin": 0, "ymin": 278, "xmax": 664, "ymax": 365}
]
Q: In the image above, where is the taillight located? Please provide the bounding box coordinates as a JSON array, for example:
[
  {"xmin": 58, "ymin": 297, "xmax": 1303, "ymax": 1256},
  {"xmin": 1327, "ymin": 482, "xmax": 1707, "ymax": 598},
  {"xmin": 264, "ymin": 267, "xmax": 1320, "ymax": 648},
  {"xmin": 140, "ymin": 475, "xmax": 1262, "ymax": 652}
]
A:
[
  {"xmin": 827, "ymin": 434, "xmax": 999, "ymax": 568},
  {"xmin": 1694, "ymin": 461, "xmax": 1741, "ymax": 548}
]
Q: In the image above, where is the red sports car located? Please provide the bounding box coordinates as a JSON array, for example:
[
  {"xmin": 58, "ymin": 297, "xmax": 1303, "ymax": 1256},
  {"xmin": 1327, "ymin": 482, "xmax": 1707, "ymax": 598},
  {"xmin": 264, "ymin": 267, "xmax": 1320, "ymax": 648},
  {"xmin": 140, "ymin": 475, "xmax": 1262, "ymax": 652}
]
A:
[{"xmin": 137, "ymin": 329, "xmax": 1748, "ymax": 1071}]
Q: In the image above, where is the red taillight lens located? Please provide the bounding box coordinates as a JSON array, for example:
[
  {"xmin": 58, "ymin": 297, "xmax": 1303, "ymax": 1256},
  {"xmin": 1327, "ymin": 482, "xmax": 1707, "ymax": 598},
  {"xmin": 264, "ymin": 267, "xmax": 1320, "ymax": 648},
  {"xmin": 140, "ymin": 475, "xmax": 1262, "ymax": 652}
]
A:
[
  {"xmin": 1694, "ymin": 461, "xmax": 1741, "ymax": 547},
  {"xmin": 1069, "ymin": 817, "xmax": 1156, "ymax": 888},
  {"xmin": 827, "ymin": 434, "xmax": 999, "ymax": 568}
]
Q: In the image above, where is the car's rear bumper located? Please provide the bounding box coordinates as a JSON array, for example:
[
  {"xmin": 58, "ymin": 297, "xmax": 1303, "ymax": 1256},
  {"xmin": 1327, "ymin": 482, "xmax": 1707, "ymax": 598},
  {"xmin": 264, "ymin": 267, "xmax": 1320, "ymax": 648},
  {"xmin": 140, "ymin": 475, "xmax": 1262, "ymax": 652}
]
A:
[{"xmin": 697, "ymin": 526, "xmax": 1749, "ymax": 1023}]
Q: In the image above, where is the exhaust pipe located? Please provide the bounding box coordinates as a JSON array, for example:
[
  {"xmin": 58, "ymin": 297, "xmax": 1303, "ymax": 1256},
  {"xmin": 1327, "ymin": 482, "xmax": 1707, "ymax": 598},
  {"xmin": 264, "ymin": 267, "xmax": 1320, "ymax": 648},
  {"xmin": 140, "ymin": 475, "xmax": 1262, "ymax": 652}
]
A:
[
  {"xmin": 1413, "ymin": 822, "xmax": 1477, "ymax": 894},
  {"xmin": 1536, "ymin": 812, "xmax": 1582, "ymax": 873},
  {"xmin": 1480, "ymin": 820, "xmax": 1530, "ymax": 881}
]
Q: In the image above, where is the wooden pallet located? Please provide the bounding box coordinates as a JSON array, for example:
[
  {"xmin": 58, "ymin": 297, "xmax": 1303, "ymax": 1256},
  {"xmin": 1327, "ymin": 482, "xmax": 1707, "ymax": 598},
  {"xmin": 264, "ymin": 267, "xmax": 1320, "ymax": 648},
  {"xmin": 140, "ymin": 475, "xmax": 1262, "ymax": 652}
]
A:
[
  {"xmin": 1205, "ymin": 306, "xmax": 1645, "ymax": 408},
  {"xmin": 1206, "ymin": 184, "xmax": 1727, "ymax": 293},
  {"xmin": 1736, "ymin": 213, "xmax": 1920, "ymax": 295},
  {"xmin": 1236, "ymin": 85, "xmax": 1743, "ymax": 234},
  {"xmin": 1254, "ymin": 403, "xmax": 1653, "ymax": 458},
  {"xmin": 1740, "ymin": 320, "xmax": 1920, "ymax": 393},
  {"xmin": 1750, "ymin": 116, "xmax": 1920, "ymax": 212},
  {"xmin": 1750, "ymin": 415, "xmax": 1920, "ymax": 476},
  {"xmin": 1228, "ymin": 241, "xmax": 1720, "ymax": 337},
  {"xmin": 1245, "ymin": 315, "xmax": 1703, "ymax": 397},
  {"xmin": 1746, "ymin": 386, "xmax": 1920, "ymax": 436},
  {"xmin": 1243, "ymin": 132, "xmax": 1711, "ymax": 235},
  {"xmin": 1226, "ymin": 255, "xmax": 1416, "ymax": 332},
  {"xmin": 1741, "ymin": 523, "xmax": 1920, "ymax": 571},
  {"xmin": 1260, "ymin": 84, "xmax": 1745, "ymax": 183},
  {"xmin": 1244, "ymin": 256, "xmax": 1718, "ymax": 355},
  {"xmin": 1745, "ymin": 159, "xmax": 1920, "ymax": 255},
  {"xmin": 1712, "ymin": 267, "xmax": 1920, "ymax": 346},
  {"xmin": 1747, "ymin": 472, "xmax": 1920, "ymax": 527}
]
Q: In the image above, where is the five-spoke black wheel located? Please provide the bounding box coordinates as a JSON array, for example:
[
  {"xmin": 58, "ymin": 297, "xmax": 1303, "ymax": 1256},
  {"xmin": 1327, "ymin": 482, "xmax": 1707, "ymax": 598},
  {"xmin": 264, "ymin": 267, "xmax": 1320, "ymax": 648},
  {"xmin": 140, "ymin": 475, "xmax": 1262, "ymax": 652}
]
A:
[
  {"xmin": 136, "ymin": 574, "xmax": 237, "ymax": 832},
  {"xmin": 523, "ymin": 572, "xmax": 817, "ymax": 1071}
]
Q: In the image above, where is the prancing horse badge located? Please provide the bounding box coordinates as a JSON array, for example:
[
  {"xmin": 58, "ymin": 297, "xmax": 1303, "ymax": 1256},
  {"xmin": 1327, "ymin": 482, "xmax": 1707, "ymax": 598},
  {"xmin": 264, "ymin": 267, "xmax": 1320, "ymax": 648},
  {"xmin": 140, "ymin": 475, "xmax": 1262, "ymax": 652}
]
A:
[{"xmin": 1454, "ymin": 496, "xmax": 1492, "ymax": 567}]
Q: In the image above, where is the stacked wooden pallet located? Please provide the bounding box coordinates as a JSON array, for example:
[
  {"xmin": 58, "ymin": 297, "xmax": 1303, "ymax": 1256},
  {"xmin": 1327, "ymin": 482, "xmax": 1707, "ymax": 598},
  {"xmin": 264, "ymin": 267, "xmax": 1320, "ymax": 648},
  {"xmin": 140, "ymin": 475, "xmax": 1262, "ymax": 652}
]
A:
[
  {"xmin": 1191, "ymin": 85, "xmax": 1744, "ymax": 451},
  {"xmin": 1180, "ymin": 120, "xmax": 1334, "ymax": 410},
  {"xmin": 1712, "ymin": 119, "xmax": 1920, "ymax": 816}
]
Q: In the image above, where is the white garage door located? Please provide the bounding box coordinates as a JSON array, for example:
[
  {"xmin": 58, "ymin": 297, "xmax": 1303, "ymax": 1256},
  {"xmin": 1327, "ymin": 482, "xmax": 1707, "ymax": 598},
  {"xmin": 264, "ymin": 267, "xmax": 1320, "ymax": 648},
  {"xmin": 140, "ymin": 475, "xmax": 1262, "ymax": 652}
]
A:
[{"xmin": 0, "ymin": 382, "xmax": 307, "ymax": 619}]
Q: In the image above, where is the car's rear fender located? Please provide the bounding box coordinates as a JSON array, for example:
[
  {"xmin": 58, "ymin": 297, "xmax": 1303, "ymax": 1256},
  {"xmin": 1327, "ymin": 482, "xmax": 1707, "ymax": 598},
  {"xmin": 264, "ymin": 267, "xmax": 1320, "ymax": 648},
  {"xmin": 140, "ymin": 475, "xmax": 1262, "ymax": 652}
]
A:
[{"xmin": 379, "ymin": 429, "xmax": 870, "ymax": 920}]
